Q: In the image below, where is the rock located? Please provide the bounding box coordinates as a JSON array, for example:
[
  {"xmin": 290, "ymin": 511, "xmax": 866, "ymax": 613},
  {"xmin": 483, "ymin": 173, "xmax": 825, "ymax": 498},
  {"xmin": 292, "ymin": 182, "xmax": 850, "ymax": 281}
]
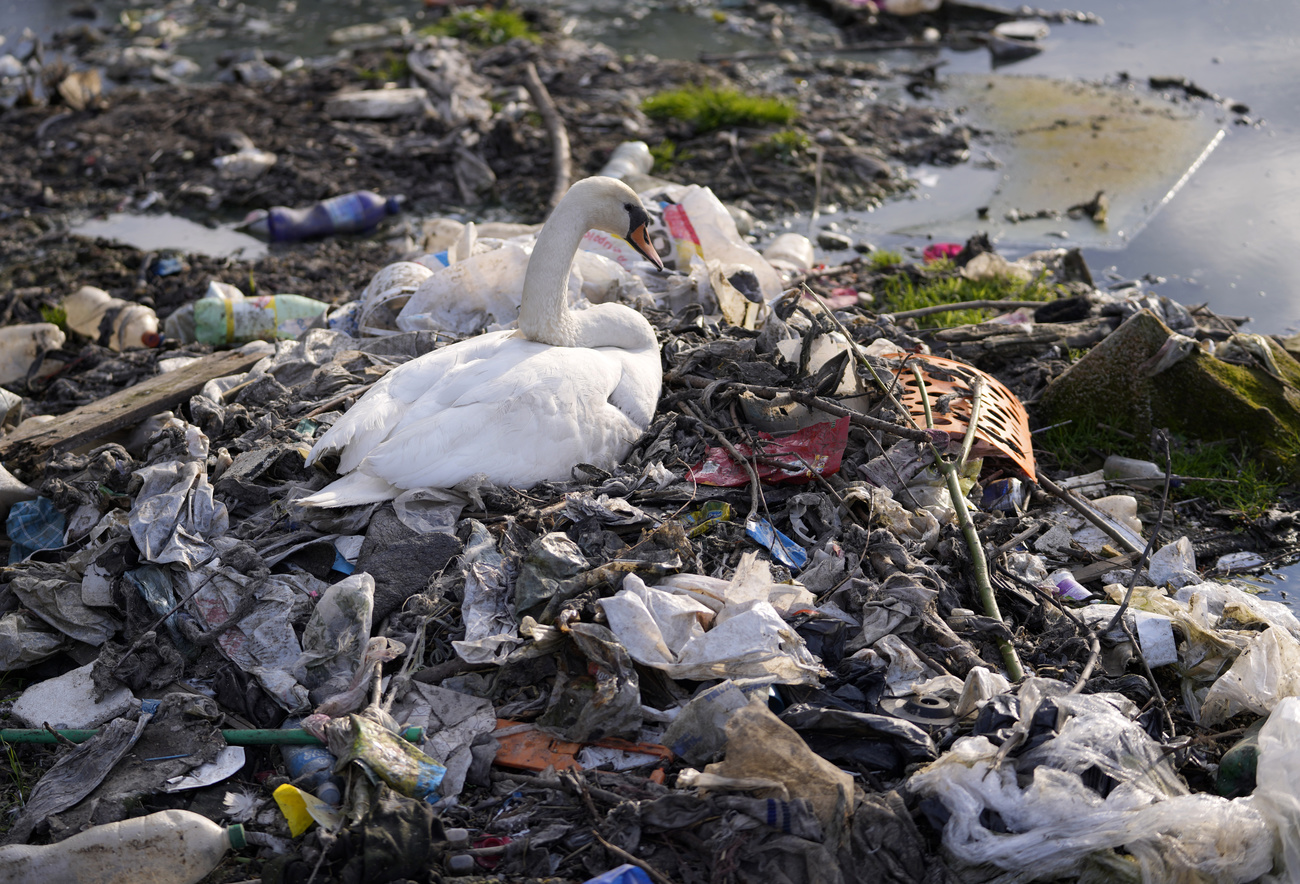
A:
[
  {"xmin": 816, "ymin": 230, "xmax": 853, "ymax": 251},
  {"xmin": 12, "ymin": 662, "xmax": 134, "ymax": 729},
  {"xmin": 1038, "ymin": 309, "xmax": 1300, "ymax": 477},
  {"xmin": 356, "ymin": 508, "xmax": 463, "ymax": 622}
]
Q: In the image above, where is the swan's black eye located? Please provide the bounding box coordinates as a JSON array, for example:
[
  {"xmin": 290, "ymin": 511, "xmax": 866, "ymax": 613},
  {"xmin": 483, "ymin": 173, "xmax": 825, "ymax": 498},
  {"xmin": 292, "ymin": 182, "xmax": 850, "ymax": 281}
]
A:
[{"xmin": 624, "ymin": 201, "xmax": 650, "ymax": 236}]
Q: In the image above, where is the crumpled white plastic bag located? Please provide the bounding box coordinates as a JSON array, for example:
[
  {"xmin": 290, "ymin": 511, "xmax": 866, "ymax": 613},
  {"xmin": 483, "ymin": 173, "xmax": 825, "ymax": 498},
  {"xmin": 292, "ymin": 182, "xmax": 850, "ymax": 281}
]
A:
[
  {"xmin": 907, "ymin": 689, "xmax": 1274, "ymax": 882},
  {"xmin": 129, "ymin": 459, "xmax": 228, "ymax": 567},
  {"xmin": 453, "ymin": 520, "xmax": 520, "ymax": 664},
  {"xmin": 1201, "ymin": 626, "xmax": 1300, "ymax": 725},
  {"xmin": 598, "ymin": 570, "xmax": 824, "ymax": 685}
]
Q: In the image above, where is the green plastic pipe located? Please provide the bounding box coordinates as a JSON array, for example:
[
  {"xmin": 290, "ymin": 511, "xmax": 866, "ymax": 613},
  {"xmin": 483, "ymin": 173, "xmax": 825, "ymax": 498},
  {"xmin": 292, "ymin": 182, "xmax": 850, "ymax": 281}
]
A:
[{"xmin": 0, "ymin": 726, "xmax": 425, "ymax": 746}]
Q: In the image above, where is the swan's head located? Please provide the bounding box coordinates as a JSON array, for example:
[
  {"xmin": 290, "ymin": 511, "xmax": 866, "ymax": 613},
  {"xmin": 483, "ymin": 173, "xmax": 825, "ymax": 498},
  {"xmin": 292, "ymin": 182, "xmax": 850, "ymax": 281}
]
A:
[{"xmin": 563, "ymin": 176, "xmax": 664, "ymax": 271}]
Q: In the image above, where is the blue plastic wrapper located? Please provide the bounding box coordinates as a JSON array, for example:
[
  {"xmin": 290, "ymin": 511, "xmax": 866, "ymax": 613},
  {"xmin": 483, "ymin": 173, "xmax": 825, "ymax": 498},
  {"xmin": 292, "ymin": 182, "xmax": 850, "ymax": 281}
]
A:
[
  {"xmin": 981, "ymin": 477, "xmax": 1027, "ymax": 514},
  {"xmin": 7, "ymin": 497, "xmax": 66, "ymax": 563},
  {"xmin": 745, "ymin": 516, "xmax": 808, "ymax": 570},
  {"xmin": 584, "ymin": 864, "xmax": 653, "ymax": 884}
]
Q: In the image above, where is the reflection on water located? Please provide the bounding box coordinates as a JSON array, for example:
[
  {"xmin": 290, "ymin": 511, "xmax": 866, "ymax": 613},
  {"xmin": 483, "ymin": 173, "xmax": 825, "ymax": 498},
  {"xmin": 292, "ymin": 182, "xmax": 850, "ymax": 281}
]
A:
[
  {"xmin": 71, "ymin": 213, "xmax": 268, "ymax": 260},
  {"xmin": 8, "ymin": 0, "xmax": 1300, "ymax": 332}
]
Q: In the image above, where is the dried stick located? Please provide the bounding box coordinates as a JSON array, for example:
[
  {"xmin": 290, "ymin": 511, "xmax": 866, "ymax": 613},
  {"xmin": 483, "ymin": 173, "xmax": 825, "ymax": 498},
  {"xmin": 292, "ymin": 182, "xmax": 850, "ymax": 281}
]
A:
[
  {"xmin": 806, "ymin": 287, "xmax": 1025, "ymax": 680},
  {"xmin": 888, "ymin": 299, "xmax": 1048, "ymax": 321},
  {"xmin": 521, "ymin": 61, "xmax": 571, "ymax": 210},
  {"xmin": 1035, "ymin": 470, "xmax": 1145, "ymax": 555}
]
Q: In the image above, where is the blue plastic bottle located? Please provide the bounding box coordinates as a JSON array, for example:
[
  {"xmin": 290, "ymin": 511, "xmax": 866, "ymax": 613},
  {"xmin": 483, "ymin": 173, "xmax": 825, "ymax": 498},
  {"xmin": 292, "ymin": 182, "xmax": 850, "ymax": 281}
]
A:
[
  {"xmin": 244, "ymin": 191, "xmax": 404, "ymax": 242},
  {"xmin": 280, "ymin": 717, "xmax": 344, "ymax": 806}
]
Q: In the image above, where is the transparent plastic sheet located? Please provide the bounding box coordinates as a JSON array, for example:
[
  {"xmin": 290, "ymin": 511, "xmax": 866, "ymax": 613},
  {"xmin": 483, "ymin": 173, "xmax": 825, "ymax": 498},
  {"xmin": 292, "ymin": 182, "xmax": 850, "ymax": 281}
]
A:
[
  {"xmin": 128, "ymin": 459, "xmax": 227, "ymax": 568},
  {"xmin": 907, "ymin": 684, "xmax": 1274, "ymax": 882},
  {"xmin": 452, "ymin": 520, "xmax": 520, "ymax": 665},
  {"xmin": 1201, "ymin": 627, "xmax": 1300, "ymax": 726},
  {"xmin": 1247, "ymin": 696, "xmax": 1300, "ymax": 883},
  {"xmin": 294, "ymin": 573, "xmax": 375, "ymax": 695}
]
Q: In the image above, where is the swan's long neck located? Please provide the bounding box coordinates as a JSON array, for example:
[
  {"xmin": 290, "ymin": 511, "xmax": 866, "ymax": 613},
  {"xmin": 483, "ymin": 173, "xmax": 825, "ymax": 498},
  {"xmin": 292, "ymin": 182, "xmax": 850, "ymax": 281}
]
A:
[{"xmin": 518, "ymin": 196, "xmax": 589, "ymax": 347}]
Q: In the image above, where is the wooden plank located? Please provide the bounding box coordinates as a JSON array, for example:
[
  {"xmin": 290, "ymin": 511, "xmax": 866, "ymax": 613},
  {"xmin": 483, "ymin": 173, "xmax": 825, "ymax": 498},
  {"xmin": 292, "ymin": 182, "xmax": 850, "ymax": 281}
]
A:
[{"xmin": 0, "ymin": 349, "xmax": 265, "ymax": 463}]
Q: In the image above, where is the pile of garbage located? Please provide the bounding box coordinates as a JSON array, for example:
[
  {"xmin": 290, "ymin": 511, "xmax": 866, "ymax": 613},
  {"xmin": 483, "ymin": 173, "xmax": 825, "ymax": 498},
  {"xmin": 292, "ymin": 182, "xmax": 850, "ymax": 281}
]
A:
[{"xmin": 3, "ymin": 158, "xmax": 1300, "ymax": 884}]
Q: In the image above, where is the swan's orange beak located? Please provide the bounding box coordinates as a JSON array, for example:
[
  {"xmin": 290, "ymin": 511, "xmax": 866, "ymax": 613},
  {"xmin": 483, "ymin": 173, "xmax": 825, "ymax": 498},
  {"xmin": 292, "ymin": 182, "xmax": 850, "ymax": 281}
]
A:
[{"xmin": 628, "ymin": 223, "xmax": 664, "ymax": 271}]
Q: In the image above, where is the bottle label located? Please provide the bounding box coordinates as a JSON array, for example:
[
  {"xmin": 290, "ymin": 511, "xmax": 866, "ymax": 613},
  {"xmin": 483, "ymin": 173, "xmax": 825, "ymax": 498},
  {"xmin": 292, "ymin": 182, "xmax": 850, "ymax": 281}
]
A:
[{"xmin": 324, "ymin": 194, "xmax": 361, "ymax": 231}]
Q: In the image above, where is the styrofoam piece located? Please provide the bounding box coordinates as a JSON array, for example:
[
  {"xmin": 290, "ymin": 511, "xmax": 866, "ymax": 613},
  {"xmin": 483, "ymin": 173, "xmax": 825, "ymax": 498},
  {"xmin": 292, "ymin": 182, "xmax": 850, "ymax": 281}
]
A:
[{"xmin": 11, "ymin": 662, "xmax": 134, "ymax": 729}]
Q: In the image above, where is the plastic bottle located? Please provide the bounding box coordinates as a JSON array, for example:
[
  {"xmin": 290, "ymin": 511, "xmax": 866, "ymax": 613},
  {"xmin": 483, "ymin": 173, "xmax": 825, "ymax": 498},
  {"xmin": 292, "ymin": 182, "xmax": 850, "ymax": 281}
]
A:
[
  {"xmin": 762, "ymin": 232, "xmax": 815, "ymax": 284},
  {"xmin": 61, "ymin": 286, "xmax": 161, "ymax": 350},
  {"xmin": 280, "ymin": 717, "xmax": 344, "ymax": 806},
  {"xmin": 0, "ymin": 809, "xmax": 245, "ymax": 884},
  {"xmin": 1102, "ymin": 454, "xmax": 1167, "ymax": 489},
  {"xmin": 193, "ymin": 293, "xmax": 330, "ymax": 345},
  {"xmin": 0, "ymin": 323, "xmax": 65, "ymax": 386},
  {"xmin": 599, "ymin": 141, "xmax": 653, "ymax": 181},
  {"xmin": 242, "ymin": 191, "xmax": 404, "ymax": 242}
]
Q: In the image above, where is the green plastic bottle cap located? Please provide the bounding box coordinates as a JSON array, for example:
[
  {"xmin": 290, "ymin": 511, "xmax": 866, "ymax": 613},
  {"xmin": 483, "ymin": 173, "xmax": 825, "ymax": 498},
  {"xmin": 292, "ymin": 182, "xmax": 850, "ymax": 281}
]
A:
[{"xmin": 227, "ymin": 823, "xmax": 247, "ymax": 849}]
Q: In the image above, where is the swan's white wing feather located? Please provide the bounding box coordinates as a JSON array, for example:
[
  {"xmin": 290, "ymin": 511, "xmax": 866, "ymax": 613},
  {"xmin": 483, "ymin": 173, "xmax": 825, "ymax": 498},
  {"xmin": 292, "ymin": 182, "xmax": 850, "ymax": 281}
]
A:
[
  {"xmin": 305, "ymin": 330, "xmax": 516, "ymax": 472},
  {"xmin": 299, "ymin": 471, "xmax": 402, "ymax": 508},
  {"xmin": 358, "ymin": 344, "xmax": 644, "ymax": 490}
]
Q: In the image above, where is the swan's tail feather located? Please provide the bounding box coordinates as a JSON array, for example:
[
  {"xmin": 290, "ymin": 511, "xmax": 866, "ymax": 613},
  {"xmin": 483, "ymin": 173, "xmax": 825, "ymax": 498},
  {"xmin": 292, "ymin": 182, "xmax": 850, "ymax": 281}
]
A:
[{"xmin": 298, "ymin": 471, "xmax": 400, "ymax": 508}]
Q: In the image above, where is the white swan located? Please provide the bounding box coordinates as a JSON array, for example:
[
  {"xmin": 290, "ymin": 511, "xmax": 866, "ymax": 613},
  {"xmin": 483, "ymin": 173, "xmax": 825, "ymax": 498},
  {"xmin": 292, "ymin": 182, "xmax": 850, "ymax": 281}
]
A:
[{"xmin": 300, "ymin": 176, "xmax": 664, "ymax": 507}]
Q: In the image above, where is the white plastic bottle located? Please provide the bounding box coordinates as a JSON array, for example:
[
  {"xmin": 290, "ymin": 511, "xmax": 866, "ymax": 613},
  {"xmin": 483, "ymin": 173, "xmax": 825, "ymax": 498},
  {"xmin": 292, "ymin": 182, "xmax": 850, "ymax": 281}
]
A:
[
  {"xmin": 599, "ymin": 141, "xmax": 653, "ymax": 181},
  {"xmin": 0, "ymin": 323, "xmax": 65, "ymax": 386},
  {"xmin": 0, "ymin": 809, "xmax": 245, "ymax": 884},
  {"xmin": 61, "ymin": 285, "xmax": 161, "ymax": 350}
]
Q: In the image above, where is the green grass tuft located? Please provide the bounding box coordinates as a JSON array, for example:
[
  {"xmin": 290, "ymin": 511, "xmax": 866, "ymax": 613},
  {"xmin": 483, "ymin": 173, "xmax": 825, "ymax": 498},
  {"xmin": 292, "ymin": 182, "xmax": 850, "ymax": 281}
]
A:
[
  {"xmin": 873, "ymin": 264, "xmax": 1056, "ymax": 328},
  {"xmin": 357, "ymin": 51, "xmax": 411, "ymax": 83},
  {"xmin": 649, "ymin": 139, "xmax": 689, "ymax": 171},
  {"xmin": 420, "ymin": 9, "xmax": 539, "ymax": 45},
  {"xmin": 1036, "ymin": 423, "xmax": 1285, "ymax": 518},
  {"xmin": 642, "ymin": 84, "xmax": 797, "ymax": 133},
  {"xmin": 39, "ymin": 305, "xmax": 66, "ymax": 328}
]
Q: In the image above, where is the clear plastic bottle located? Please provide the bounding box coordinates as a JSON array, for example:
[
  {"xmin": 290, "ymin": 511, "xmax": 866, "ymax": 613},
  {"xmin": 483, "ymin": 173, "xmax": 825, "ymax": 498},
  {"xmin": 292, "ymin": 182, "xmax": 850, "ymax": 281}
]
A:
[
  {"xmin": 192, "ymin": 293, "xmax": 330, "ymax": 345},
  {"xmin": 0, "ymin": 809, "xmax": 245, "ymax": 884},
  {"xmin": 61, "ymin": 285, "xmax": 161, "ymax": 350},
  {"xmin": 242, "ymin": 191, "xmax": 404, "ymax": 242}
]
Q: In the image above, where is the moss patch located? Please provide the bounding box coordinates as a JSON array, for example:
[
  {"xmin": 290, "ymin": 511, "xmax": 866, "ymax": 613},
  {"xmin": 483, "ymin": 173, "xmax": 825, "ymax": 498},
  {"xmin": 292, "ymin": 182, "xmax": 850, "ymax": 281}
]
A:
[
  {"xmin": 1037, "ymin": 310, "xmax": 1300, "ymax": 480},
  {"xmin": 642, "ymin": 85, "xmax": 797, "ymax": 134}
]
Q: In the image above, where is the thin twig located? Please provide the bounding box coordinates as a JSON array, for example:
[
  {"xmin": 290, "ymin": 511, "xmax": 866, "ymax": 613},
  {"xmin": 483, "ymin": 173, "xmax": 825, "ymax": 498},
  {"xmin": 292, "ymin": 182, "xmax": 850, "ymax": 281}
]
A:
[
  {"xmin": 521, "ymin": 61, "xmax": 571, "ymax": 210},
  {"xmin": 888, "ymin": 299, "xmax": 1049, "ymax": 322},
  {"xmin": 593, "ymin": 832, "xmax": 680, "ymax": 884},
  {"xmin": 1034, "ymin": 470, "xmax": 1145, "ymax": 555},
  {"xmin": 1070, "ymin": 434, "xmax": 1177, "ymax": 741},
  {"xmin": 684, "ymin": 400, "xmax": 760, "ymax": 516},
  {"xmin": 807, "ymin": 146, "xmax": 825, "ymax": 236}
]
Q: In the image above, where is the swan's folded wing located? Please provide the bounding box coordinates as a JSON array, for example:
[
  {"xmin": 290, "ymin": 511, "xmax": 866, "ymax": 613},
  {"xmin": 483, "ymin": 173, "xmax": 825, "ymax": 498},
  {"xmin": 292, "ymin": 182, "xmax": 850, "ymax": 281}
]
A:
[
  {"xmin": 304, "ymin": 331, "xmax": 516, "ymax": 473},
  {"xmin": 358, "ymin": 346, "xmax": 642, "ymax": 490}
]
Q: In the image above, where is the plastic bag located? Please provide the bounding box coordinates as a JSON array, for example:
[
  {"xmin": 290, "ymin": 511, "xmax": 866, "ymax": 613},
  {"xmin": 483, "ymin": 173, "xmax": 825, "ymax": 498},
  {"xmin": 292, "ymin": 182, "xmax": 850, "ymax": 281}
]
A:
[
  {"xmin": 701, "ymin": 696, "xmax": 854, "ymax": 830},
  {"xmin": 1201, "ymin": 627, "xmax": 1300, "ymax": 726},
  {"xmin": 598, "ymin": 573, "xmax": 825, "ymax": 686},
  {"xmin": 1247, "ymin": 696, "xmax": 1300, "ymax": 882},
  {"xmin": 908, "ymin": 689, "xmax": 1274, "ymax": 882}
]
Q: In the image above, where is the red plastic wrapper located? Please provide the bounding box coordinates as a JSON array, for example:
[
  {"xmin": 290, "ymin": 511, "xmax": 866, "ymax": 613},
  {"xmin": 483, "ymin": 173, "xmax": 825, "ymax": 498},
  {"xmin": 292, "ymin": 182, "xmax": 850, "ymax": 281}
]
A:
[
  {"xmin": 923, "ymin": 242, "xmax": 963, "ymax": 262},
  {"xmin": 688, "ymin": 417, "xmax": 851, "ymax": 487}
]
